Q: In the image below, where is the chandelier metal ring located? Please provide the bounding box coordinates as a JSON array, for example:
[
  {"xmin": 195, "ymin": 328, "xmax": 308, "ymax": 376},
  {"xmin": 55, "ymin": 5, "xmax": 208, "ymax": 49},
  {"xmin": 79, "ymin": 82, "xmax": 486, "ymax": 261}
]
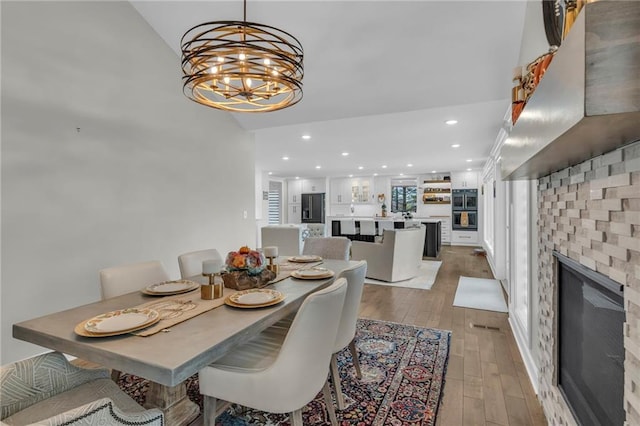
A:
[{"xmin": 181, "ymin": 18, "xmax": 304, "ymax": 113}]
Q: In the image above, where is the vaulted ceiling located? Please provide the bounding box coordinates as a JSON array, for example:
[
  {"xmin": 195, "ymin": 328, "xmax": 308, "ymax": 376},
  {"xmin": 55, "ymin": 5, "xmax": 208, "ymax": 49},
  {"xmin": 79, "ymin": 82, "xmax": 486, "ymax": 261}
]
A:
[{"xmin": 133, "ymin": 0, "xmax": 528, "ymax": 178}]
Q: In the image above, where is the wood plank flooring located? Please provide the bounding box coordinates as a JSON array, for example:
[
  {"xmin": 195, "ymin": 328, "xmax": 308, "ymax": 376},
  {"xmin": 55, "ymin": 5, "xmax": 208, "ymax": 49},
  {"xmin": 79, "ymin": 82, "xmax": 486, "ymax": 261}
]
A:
[{"xmin": 360, "ymin": 245, "xmax": 547, "ymax": 425}]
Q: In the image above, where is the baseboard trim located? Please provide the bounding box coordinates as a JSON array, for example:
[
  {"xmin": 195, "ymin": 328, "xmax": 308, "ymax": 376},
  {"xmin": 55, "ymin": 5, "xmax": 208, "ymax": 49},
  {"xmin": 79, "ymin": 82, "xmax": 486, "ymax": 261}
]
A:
[{"xmin": 508, "ymin": 316, "xmax": 539, "ymax": 395}]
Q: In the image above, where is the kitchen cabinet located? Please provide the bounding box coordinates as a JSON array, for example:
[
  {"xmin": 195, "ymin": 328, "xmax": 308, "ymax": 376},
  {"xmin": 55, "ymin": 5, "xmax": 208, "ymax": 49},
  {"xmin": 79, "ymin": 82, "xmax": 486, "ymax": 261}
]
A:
[
  {"xmin": 451, "ymin": 230, "xmax": 478, "ymax": 245},
  {"xmin": 287, "ymin": 180, "xmax": 302, "ymax": 204},
  {"xmin": 330, "ymin": 179, "xmax": 351, "ymax": 204},
  {"xmin": 439, "ymin": 217, "xmax": 451, "ymax": 244},
  {"xmin": 451, "ymin": 171, "xmax": 478, "ymax": 189},
  {"xmin": 350, "ymin": 177, "xmax": 373, "ymax": 203},
  {"xmin": 330, "ymin": 177, "xmax": 374, "ymax": 204},
  {"xmin": 287, "ymin": 204, "xmax": 301, "ymax": 224},
  {"xmin": 301, "ymin": 178, "xmax": 325, "ymax": 194}
]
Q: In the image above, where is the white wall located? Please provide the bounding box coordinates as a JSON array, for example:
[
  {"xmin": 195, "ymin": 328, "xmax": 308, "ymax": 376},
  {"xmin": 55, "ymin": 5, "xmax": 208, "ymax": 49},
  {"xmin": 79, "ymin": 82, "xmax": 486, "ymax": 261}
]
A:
[
  {"xmin": 1, "ymin": 2, "xmax": 256, "ymax": 363},
  {"xmin": 518, "ymin": 0, "xmax": 551, "ymax": 66}
]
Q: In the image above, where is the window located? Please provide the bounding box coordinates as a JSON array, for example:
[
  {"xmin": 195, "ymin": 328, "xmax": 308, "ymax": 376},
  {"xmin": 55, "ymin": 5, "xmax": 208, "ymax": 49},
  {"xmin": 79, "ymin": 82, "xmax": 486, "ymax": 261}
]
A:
[
  {"xmin": 391, "ymin": 185, "xmax": 417, "ymax": 213},
  {"xmin": 268, "ymin": 181, "xmax": 282, "ymax": 224}
]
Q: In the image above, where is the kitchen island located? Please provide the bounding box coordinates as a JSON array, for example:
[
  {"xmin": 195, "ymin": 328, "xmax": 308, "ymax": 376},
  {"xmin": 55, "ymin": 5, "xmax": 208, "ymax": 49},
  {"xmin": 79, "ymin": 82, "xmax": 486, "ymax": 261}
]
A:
[{"xmin": 328, "ymin": 216, "xmax": 444, "ymax": 258}]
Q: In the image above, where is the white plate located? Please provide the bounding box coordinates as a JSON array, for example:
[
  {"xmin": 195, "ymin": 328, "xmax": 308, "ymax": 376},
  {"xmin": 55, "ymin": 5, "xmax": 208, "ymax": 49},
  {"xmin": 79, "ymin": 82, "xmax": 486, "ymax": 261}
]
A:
[
  {"xmin": 229, "ymin": 289, "xmax": 284, "ymax": 306},
  {"xmin": 143, "ymin": 280, "xmax": 199, "ymax": 295},
  {"xmin": 288, "ymin": 255, "xmax": 322, "ymax": 263},
  {"xmin": 296, "ymin": 268, "xmax": 330, "ymax": 277},
  {"xmin": 84, "ymin": 308, "xmax": 159, "ymax": 333},
  {"xmin": 291, "ymin": 268, "xmax": 335, "ymax": 280}
]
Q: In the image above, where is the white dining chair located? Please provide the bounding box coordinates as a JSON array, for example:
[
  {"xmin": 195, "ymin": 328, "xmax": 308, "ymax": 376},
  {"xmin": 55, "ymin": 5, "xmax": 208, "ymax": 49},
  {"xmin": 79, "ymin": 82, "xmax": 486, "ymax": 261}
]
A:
[
  {"xmin": 177, "ymin": 248, "xmax": 222, "ymax": 279},
  {"xmin": 198, "ymin": 278, "xmax": 348, "ymax": 426},
  {"xmin": 99, "ymin": 260, "xmax": 170, "ymax": 299},
  {"xmin": 329, "ymin": 260, "xmax": 367, "ymax": 410},
  {"xmin": 302, "ymin": 237, "xmax": 351, "ymax": 261}
]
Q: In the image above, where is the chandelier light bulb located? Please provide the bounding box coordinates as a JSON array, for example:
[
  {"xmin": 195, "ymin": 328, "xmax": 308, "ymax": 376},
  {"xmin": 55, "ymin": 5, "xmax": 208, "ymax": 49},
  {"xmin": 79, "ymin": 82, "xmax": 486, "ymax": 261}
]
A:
[
  {"xmin": 264, "ymin": 58, "xmax": 271, "ymax": 65},
  {"xmin": 246, "ymin": 78, "xmax": 252, "ymax": 87},
  {"xmin": 210, "ymin": 66, "xmax": 217, "ymax": 74},
  {"xmin": 223, "ymin": 76, "xmax": 230, "ymax": 84},
  {"xmin": 238, "ymin": 52, "xmax": 246, "ymax": 61}
]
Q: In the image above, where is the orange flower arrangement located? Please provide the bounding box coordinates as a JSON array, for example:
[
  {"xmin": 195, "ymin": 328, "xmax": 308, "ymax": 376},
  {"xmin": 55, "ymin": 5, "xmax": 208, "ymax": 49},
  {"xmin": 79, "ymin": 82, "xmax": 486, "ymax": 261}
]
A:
[{"xmin": 225, "ymin": 245, "xmax": 265, "ymax": 275}]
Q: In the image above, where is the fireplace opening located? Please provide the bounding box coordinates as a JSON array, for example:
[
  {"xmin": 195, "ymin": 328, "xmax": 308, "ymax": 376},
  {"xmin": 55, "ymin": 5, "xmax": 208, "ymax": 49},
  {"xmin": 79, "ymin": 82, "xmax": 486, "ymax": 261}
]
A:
[{"xmin": 554, "ymin": 252, "xmax": 625, "ymax": 425}]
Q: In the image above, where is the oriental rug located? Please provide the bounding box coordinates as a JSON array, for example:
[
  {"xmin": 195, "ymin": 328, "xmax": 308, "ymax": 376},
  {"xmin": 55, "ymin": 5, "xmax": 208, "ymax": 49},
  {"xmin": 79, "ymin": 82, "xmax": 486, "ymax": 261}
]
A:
[
  {"xmin": 118, "ymin": 318, "xmax": 451, "ymax": 425},
  {"xmin": 363, "ymin": 260, "xmax": 442, "ymax": 290}
]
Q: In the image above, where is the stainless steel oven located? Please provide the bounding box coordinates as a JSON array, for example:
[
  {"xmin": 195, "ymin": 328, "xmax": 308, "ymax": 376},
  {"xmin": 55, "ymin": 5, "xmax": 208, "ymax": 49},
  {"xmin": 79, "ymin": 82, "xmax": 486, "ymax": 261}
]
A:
[
  {"xmin": 452, "ymin": 210, "xmax": 477, "ymax": 230},
  {"xmin": 452, "ymin": 189, "xmax": 477, "ymax": 210}
]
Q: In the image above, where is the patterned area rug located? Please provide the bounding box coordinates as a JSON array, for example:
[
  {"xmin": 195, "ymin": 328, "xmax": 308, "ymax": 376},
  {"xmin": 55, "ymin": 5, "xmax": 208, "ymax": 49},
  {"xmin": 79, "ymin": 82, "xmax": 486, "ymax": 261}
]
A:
[{"xmin": 118, "ymin": 318, "xmax": 451, "ymax": 425}]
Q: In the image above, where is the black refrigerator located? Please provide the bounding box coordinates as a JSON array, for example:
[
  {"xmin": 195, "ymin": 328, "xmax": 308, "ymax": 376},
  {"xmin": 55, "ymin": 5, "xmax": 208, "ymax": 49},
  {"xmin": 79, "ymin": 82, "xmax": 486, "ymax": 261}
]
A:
[{"xmin": 301, "ymin": 193, "xmax": 325, "ymax": 223}]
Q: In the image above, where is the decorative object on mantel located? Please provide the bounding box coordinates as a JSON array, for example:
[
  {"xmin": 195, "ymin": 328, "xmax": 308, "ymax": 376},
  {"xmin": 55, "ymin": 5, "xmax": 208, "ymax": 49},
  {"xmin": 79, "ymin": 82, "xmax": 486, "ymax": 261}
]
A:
[
  {"xmin": 180, "ymin": 0, "xmax": 303, "ymax": 113},
  {"xmin": 222, "ymin": 246, "xmax": 276, "ymax": 290},
  {"xmin": 511, "ymin": 46, "xmax": 557, "ymax": 124}
]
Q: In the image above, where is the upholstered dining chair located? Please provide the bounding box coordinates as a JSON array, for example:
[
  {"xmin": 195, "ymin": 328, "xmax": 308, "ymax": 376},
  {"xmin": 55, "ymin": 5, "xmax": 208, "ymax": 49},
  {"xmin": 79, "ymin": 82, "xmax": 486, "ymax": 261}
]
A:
[
  {"xmin": 0, "ymin": 351, "xmax": 163, "ymax": 426},
  {"xmin": 265, "ymin": 261, "xmax": 367, "ymax": 410},
  {"xmin": 198, "ymin": 278, "xmax": 348, "ymax": 426},
  {"xmin": 329, "ymin": 260, "xmax": 367, "ymax": 409},
  {"xmin": 302, "ymin": 237, "xmax": 351, "ymax": 261},
  {"xmin": 99, "ymin": 260, "xmax": 170, "ymax": 299},
  {"xmin": 177, "ymin": 248, "xmax": 222, "ymax": 279}
]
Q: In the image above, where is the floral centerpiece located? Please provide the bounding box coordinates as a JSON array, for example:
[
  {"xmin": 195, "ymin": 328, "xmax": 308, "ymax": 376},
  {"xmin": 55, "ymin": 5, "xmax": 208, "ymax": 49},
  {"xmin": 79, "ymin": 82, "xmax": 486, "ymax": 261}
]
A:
[
  {"xmin": 225, "ymin": 246, "xmax": 265, "ymax": 275},
  {"xmin": 378, "ymin": 193, "xmax": 387, "ymax": 217},
  {"xmin": 222, "ymin": 246, "xmax": 276, "ymax": 290}
]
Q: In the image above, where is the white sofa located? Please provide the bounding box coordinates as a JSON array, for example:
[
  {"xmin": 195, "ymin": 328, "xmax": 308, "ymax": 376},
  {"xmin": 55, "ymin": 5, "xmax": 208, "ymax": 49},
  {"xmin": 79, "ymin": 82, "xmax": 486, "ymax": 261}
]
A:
[
  {"xmin": 261, "ymin": 224, "xmax": 305, "ymax": 256},
  {"xmin": 351, "ymin": 226, "xmax": 426, "ymax": 282}
]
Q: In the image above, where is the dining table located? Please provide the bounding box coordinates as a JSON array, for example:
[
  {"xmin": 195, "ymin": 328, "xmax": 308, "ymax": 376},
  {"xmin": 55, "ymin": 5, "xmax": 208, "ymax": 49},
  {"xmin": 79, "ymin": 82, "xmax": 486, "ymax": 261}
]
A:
[{"xmin": 12, "ymin": 258, "xmax": 355, "ymax": 426}]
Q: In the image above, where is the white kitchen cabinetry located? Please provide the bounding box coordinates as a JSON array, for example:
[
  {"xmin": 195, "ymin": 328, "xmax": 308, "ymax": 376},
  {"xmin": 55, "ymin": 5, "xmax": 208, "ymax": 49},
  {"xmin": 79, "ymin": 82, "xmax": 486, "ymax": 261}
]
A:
[
  {"xmin": 350, "ymin": 177, "xmax": 373, "ymax": 203},
  {"xmin": 451, "ymin": 230, "xmax": 478, "ymax": 245},
  {"xmin": 287, "ymin": 204, "xmax": 301, "ymax": 224},
  {"xmin": 287, "ymin": 180, "xmax": 303, "ymax": 204},
  {"xmin": 330, "ymin": 179, "xmax": 351, "ymax": 204},
  {"xmin": 451, "ymin": 171, "xmax": 478, "ymax": 189},
  {"xmin": 301, "ymin": 178, "xmax": 325, "ymax": 194},
  {"xmin": 440, "ymin": 217, "xmax": 451, "ymax": 244}
]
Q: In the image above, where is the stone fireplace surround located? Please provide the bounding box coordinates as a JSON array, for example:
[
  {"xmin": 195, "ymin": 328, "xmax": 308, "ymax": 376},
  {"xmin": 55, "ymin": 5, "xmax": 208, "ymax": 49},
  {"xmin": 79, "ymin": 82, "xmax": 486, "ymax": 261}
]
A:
[{"xmin": 537, "ymin": 140, "xmax": 640, "ymax": 425}]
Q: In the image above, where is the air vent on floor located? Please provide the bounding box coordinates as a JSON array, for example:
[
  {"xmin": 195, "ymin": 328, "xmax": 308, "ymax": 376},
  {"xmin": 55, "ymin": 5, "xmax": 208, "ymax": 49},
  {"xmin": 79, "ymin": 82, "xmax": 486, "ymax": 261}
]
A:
[{"xmin": 470, "ymin": 323, "xmax": 500, "ymax": 331}]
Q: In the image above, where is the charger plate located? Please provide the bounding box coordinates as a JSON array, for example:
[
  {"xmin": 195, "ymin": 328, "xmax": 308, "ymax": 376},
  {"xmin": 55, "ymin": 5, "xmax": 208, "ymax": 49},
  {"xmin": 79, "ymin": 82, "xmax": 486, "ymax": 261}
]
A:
[
  {"xmin": 225, "ymin": 289, "xmax": 285, "ymax": 308},
  {"xmin": 75, "ymin": 308, "xmax": 160, "ymax": 337},
  {"xmin": 291, "ymin": 268, "xmax": 335, "ymax": 280},
  {"xmin": 141, "ymin": 280, "xmax": 199, "ymax": 296},
  {"xmin": 288, "ymin": 255, "xmax": 322, "ymax": 263}
]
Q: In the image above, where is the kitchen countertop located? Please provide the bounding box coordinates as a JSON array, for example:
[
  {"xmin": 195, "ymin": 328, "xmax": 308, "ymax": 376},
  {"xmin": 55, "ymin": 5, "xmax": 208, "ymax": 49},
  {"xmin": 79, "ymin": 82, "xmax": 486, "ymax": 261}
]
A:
[{"xmin": 328, "ymin": 216, "xmax": 449, "ymax": 222}]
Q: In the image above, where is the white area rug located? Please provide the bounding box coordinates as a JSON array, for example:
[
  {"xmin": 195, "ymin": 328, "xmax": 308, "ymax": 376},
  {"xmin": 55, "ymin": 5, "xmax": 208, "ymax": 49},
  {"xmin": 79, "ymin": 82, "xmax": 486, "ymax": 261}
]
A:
[
  {"xmin": 453, "ymin": 276, "xmax": 508, "ymax": 313},
  {"xmin": 364, "ymin": 261, "xmax": 442, "ymax": 290}
]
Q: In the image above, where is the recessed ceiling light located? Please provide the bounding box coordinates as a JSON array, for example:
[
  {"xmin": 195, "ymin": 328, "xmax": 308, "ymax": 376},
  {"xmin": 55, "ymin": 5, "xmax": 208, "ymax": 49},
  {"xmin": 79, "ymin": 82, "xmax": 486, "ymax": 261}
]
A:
[
  {"xmin": 451, "ymin": 144, "xmax": 460, "ymax": 148},
  {"xmin": 431, "ymin": 170, "xmax": 437, "ymax": 173},
  {"xmin": 282, "ymin": 156, "xmax": 289, "ymax": 160},
  {"xmin": 382, "ymin": 165, "xmax": 387, "ymax": 169},
  {"xmin": 466, "ymin": 159, "xmax": 472, "ymax": 162},
  {"xmin": 301, "ymin": 134, "xmax": 311, "ymax": 140},
  {"xmin": 407, "ymin": 163, "xmax": 413, "ymax": 167},
  {"xmin": 445, "ymin": 119, "xmax": 458, "ymax": 125},
  {"xmin": 348, "ymin": 174, "xmax": 353, "ymax": 178},
  {"xmin": 295, "ymin": 176, "xmax": 300, "ymax": 179},
  {"xmin": 399, "ymin": 173, "xmax": 404, "ymax": 176},
  {"xmin": 467, "ymin": 168, "xmax": 472, "ymax": 171},
  {"xmin": 358, "ymin": 166, "xmax": 364, "ymax": 170},
  {"xmin": 268, "ymin": 172, "xmax": 273, "ymax": 175},
  {"xmin": 315, "ymin": 165, "xmax": 321, "ymax": 169},
  {"xmin": 374, "ymin": 173, "xmax": 378, "ymax": 176},
  {"xmin": 341, "ymin": 152, "xmax": 349, "ymax": 156}
]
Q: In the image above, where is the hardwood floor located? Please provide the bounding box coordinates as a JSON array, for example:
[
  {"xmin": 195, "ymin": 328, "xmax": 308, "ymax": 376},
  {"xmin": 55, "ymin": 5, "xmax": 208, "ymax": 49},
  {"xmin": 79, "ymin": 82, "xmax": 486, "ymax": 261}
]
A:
[{"xmin": 359, "ymin": 245, "xmax": 547, "ymax": 426}]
